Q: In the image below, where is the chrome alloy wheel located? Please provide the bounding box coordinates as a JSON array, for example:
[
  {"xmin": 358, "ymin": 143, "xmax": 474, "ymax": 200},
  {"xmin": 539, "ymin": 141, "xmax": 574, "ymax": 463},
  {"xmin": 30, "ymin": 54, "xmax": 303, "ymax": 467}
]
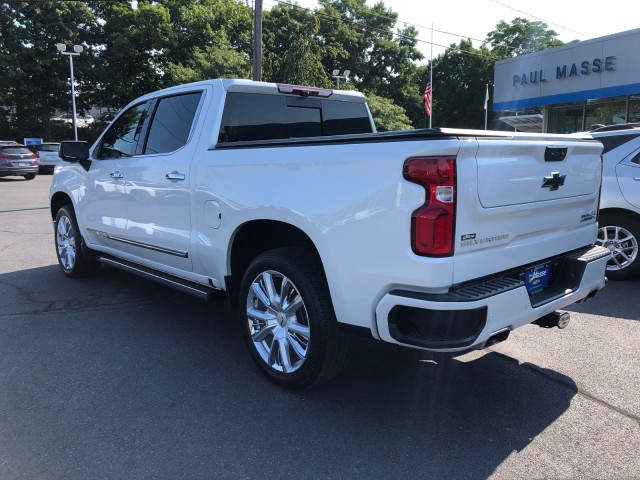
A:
[
  {"xmin": 246, "ymin": 270, "xmax": 311, "ymax": 374},
  {"xmin": 56, "ymin": 214, "xmax": 77, "ymax": 271},
  {"xmin": 597, "ymin": 225, "xmax": 638, "ymax": 272}
]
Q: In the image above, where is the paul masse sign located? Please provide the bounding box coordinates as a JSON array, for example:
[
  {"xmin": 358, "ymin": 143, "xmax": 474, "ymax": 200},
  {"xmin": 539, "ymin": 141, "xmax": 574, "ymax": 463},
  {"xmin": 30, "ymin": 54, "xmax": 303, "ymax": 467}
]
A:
[{"xmin": 493, "ymin": 28, "xmax": 640, "ymax": 110}]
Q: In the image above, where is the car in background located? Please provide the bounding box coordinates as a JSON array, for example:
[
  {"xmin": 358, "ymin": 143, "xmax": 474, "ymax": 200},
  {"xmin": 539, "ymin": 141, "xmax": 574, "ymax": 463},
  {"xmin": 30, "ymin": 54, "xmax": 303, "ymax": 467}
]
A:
[
  {"xmin": 0, "ymin": 144, "xmax": 39, "ymax": 180},
  {"xmin": 50, "ymin": 113, "xmax": 71, "ymax": 124},
  {"xmin": 50, "ymin": 113, "xmax": 95, "ymax": 127},
  {"xmin": 589, "ymin": 123, "xmax": 640, "ymax": 280},
  {"xmin": 31, "ymin": 142, "xmax": 60, "ymax": 173},
  {"xmin": 0, "ymin": 140, "xmax": 19, "ymax": 146}
]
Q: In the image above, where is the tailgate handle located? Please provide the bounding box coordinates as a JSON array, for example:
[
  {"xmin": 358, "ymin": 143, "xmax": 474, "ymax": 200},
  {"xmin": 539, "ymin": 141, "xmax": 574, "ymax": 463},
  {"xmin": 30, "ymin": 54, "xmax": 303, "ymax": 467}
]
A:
[{"xmin": 545, "ymin": 147, "xmax": 567, "ymax": 162}]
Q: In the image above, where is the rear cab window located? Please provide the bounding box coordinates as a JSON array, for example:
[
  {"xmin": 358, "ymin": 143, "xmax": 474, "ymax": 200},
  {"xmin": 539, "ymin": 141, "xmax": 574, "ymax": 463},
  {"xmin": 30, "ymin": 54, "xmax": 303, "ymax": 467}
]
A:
[{"xmin": 218, "ymin": 92, "xmax": 372, "ymax": 143}]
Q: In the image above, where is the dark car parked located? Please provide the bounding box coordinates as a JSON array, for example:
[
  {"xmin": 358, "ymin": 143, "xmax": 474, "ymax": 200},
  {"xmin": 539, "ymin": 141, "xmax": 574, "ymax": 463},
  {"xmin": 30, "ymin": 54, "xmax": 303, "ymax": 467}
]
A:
[{"xmin": 0, "ymin": 144, "xmax": 39, "ymax": 180}]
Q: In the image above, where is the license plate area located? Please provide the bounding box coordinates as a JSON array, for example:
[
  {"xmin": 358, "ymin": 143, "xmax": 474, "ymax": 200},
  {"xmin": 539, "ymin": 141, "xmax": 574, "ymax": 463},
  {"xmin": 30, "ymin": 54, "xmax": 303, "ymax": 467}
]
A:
[{"xmin": 525, "ymin": 263, "xmax": 551, "ymax": 294}]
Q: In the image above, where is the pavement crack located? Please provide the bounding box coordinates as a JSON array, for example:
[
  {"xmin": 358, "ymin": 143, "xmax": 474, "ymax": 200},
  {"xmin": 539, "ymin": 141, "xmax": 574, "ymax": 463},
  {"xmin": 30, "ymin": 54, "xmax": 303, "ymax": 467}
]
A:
[{"xmin": 490, "ymin": 349, "xmax": 640, "ymax": 426}]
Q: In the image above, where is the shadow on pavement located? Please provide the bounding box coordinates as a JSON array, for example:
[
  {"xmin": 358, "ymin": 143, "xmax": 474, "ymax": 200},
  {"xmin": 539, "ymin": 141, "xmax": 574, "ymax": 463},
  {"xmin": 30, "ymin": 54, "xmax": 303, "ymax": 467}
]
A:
[
  {"xmin": 564, "ymin": 277, "xmax": 640, "ymax": 322},
  {"xmin": 0, "ymin": 265, "xmax": 577, "ymax": 479}
]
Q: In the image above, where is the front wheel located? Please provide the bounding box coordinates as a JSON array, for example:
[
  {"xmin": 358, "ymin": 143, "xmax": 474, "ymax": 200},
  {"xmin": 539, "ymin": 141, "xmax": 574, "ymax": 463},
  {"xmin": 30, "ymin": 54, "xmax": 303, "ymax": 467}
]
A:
[
  {"xmin": 596, "ymin": 213, "xmax": 640, "ymax": 280},
  {"xmin": 54, "ymin": 205, "xmax": 100, "ymax": 278},
  {"xmin": 239, "ymin": 248, "xmax": 351, "ymax": 389}
]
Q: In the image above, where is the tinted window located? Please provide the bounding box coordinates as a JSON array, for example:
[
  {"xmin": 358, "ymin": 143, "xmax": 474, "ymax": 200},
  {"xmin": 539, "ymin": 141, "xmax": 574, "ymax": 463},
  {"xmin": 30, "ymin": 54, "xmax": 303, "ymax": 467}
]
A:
[
  {"xmin": 97, "ymin": 102, "xmax": 149, "ymax": 159},
  {"xmin": 219, "ymin": 94, "xmax": 287, "ymax": 142},
  {"xmin": 631, "ymin": 150, "xmax": 640, "ymax": 165},
  {"xmin": 599, "ymin": 133, "xmax": 640, "ymax": 154},
  {"xmin": 288, "ymin": 106, "xmax": 321, "ymax": 137},
  {"xmin": 322, "ymin": 100, "xmax": 372, "ymax": 135},
  {"xmin": 218, "ymin": 92, "xmax": 372, "ymax": 143},
  {"xmin": 144, "ymin": 92, "xmax": 202, "ymax": 155},
  {"xmin": 36, "ymin": 144, "xmax": 59, "ymax": 152}
]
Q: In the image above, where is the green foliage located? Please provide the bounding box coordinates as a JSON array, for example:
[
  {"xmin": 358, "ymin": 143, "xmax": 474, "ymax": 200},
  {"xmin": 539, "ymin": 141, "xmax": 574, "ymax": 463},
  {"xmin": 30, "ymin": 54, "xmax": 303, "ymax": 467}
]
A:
[
  {"xmin": 0, "ymin": 3, "xmax": 568, "ymax": 140},
  {"xmin": 0, "ymin": 1, "xmax": 96, "ymax": 140},
  {"xmin": 366, "ymin": 93, "xmax": 413, "ymax": 131},
  {"xmin": 484, "ymin": 17, "xmax": 564, "ymax": 58},
  {"xmin": 421, "ymin": 40, "xmax": 494, "ymax": 129},
  {"xmin": 88, "ymin": 0, "xmax": 174, "ymax": 109},
  {"xmin": 159, "ymin": 0, "xmax": 252, "ymax": 84}
]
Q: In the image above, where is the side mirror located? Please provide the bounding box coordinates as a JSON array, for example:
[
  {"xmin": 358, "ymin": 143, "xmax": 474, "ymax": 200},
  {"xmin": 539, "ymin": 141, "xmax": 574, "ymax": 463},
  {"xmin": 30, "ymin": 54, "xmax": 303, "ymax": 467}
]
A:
[{"xmin": 59, "ymin": 141, "xmax": 89, "ymax": 163}]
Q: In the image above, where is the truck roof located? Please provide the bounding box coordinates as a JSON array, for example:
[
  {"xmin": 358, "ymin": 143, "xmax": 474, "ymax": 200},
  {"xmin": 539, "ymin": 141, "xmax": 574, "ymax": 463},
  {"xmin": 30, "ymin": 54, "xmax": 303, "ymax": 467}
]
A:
[{"xmin": 136, "ymin": 79, "xmax": 367, "ymax": 104}]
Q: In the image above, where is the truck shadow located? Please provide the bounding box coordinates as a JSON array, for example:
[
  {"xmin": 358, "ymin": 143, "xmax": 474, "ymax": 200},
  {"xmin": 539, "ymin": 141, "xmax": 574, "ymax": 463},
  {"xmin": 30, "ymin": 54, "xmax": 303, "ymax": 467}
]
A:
[
  {"xmin": 564, "ymin": 277, "xmax": 640, "ymax": 321},
  {"xmin": 0, "ymin": 265, "xmax": 577, "ymax": 479}
]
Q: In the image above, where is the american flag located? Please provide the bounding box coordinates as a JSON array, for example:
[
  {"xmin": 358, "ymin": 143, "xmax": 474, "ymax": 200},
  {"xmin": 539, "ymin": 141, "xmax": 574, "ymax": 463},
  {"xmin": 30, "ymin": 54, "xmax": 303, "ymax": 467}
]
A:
[{"xmin": 424, "ymin": 83, "xmax": 432, "ymax": 117}]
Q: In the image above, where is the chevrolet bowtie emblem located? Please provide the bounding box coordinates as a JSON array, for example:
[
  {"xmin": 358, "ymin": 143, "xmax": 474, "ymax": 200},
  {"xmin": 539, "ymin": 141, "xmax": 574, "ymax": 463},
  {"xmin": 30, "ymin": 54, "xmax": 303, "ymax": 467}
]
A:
[{"xmin": 542, "ymin": 172, "xmax": 566, "ymax": 191}]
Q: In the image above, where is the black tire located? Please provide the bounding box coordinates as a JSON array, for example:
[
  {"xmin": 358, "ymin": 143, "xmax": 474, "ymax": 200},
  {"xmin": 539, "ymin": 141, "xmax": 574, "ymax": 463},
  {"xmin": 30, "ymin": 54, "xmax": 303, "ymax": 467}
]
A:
[
  {"xmin": 238, "ymin": 247, "xmax": 351, "ymax": 389},
  {"xmin": 24, "ymin": 173, "xmax": 36, "ymax": 180},
  {"xmin": 54, "ymin": 205, "xmax": 100, "ymax": 278},
  {"xmin": 597, "ymin": 212, "xmax": 640, "ymax": 280}
]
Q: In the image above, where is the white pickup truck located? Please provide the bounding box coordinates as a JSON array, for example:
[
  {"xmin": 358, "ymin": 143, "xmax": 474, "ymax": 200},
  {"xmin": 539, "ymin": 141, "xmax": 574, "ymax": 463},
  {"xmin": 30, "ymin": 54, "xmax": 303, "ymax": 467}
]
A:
[{"xmin": 49, "ymin": 79, "xmax": 610, "ymax": 388}]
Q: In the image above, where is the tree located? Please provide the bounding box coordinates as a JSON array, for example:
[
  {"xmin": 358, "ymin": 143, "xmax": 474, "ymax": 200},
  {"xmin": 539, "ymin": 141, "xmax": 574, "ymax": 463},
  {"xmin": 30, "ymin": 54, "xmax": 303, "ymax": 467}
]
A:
[
  {"xmin": 484, "ymin": 17, "xmax": 564, "ymax": 58},
  {"xmin": 315, "ymin": 0, "xmax": 422, "ymax": 94},
  {"xmin": 366, "ymin": 93, "xmax": 413, "ymax": 131},
  {"xmin": 421, "ymin": 40, "xmax": 494, "ymax": 129},
  {"xmin": 279, "ymin": 36, "xmax": 332, "ymax": 87},
  {"xmin": 263, "ymin": 2, "xmax": 325, "ymax": 84},
  {"xmin": 0, "ymin": 1, "xmax": 97, "ymax": 140},
  {"xmin": 88, "ymin": 0, "xmax": 174, "ymax": 110},
  {"xmin": 158, "ymin": 0, "xmax": 252, "ymax": 84}
]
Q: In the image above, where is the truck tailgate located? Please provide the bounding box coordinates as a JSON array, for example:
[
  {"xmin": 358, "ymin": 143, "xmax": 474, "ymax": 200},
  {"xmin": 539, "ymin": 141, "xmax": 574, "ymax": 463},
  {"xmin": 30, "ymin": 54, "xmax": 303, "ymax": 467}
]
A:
[
  {"xmin": 476, "ymin": 141, "xmax": 601, "ymax": 207},
  {"xmin": 453, "ymin": 135, "xmax": 603, "ymax": 284}
]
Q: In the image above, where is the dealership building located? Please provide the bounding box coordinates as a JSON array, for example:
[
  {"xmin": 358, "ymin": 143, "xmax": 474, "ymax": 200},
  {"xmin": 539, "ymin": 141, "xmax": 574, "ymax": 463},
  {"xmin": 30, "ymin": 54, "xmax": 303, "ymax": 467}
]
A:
[{"xmin": 493, "ymin": 28, "xmax": 640, "ymax": 133}]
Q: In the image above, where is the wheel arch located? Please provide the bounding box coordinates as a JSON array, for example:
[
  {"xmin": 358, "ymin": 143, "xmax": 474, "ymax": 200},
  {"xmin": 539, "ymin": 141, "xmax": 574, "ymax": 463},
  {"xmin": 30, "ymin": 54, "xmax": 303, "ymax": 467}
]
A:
[
  {"xmin": 599, "ymin": 207, "xmax": 640, "ymax": 224},
  {"xmin": 225, "ymin": 220, "xmax": 327, "ymax": 310},
  {"xmin": 50, "ymin": 191, "xmax": 74, "ymax": 220}
]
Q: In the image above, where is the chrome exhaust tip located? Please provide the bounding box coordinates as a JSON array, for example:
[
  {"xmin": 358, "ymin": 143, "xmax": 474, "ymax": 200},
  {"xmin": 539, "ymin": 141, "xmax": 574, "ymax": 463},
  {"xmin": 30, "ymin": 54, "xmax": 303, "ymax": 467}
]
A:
[
  {"xmin": 556, "ymin": 312, "xmax": 570, "ymax": 329},
  {"xmin": 533, "ymin": 311, "xmax": 570, "ymax": 329}
]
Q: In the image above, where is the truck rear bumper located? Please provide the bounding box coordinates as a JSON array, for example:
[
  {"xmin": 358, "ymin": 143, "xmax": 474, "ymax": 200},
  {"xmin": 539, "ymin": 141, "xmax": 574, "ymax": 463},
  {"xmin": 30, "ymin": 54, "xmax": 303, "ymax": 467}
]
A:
[{"xmin": 375, "ymin": 245, "xmax": 610, "ymax": 352}]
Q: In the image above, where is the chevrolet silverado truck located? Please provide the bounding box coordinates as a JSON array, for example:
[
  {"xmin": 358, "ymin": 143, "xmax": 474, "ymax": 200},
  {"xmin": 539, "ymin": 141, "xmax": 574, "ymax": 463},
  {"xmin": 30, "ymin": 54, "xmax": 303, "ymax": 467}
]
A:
[{"xmin": 49, "ymin": 79, "xmax": 610, "ymax": 389}]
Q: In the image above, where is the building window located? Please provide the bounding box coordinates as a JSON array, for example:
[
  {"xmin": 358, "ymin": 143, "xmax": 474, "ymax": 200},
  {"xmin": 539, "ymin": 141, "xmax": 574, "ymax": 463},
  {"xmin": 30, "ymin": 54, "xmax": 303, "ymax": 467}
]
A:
[
  {"xmin": 628, "ymin": 96, "xmax": 640, "ymax": 123},
  {"xmin": 547, "ymin": 105, "xmax": 584, "ymax": 134},
  {"xmin": 585, "ymin": 98, "xmax": 627, "ymax": 130}
]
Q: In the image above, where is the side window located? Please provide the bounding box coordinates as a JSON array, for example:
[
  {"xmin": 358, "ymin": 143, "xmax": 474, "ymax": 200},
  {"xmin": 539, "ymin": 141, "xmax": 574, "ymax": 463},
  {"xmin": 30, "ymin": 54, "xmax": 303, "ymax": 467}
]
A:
[
  {"xmin": 96, "ymin": 102, "xmax": 149, "ymax": 159},
  {"xmin": 630, "ymin": 150, "xmax": 640, "ymax": 165},
  {"xmin": 144, "ymin": 92, "xmax": 202, "ymax": 155}
]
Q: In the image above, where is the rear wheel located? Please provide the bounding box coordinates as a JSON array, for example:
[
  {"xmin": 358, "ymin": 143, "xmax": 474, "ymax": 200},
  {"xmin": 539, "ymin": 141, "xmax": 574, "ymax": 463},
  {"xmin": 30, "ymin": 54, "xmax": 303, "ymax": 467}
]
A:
[
  {"xmin": 597, "ymin": 213, "xmax": 640, "ymax": 280},
  {"xmin": 24, "ymin": 173, "xmax": 36, "ymax": 180},
  {"xmin": 54, "ymin": 205, "xmax": 100, "ymax": 278},
  {"xmin": 239, "ymin": 248, "xmax": 351, "ymax": 389}
]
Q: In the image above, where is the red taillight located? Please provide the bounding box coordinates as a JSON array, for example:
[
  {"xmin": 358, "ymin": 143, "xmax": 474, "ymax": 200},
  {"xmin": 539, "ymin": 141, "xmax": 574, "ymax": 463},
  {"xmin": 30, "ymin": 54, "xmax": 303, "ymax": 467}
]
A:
[
  {"xmin": 0, "ymin": 153, "xmax": 9, "ymax": 159},
  {"xmin": 403, "ymin": 156, "xmax": 456, "ymax": 257}
]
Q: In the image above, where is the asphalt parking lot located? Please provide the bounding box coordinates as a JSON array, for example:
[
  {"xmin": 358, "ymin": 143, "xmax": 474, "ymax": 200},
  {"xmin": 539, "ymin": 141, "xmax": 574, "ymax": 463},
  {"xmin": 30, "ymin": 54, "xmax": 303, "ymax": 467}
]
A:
[{"xmin": 1, "ymin": 174, "xmax": 639, "ymax": 479}]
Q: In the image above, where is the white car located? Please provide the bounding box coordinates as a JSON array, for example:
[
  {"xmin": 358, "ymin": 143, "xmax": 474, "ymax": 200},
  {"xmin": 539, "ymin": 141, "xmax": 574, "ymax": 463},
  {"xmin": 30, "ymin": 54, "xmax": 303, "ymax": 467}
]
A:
[
  {"xmin": 590, "ymin": 124, "xmax": 640, "ymax": 280},
  {"xmin": 31, "ymin": 142, "xmax": 60, "ymax": 173},
  {"xmin": 50, "ymin": 114, "xmax": 94, "ymax": 127}
]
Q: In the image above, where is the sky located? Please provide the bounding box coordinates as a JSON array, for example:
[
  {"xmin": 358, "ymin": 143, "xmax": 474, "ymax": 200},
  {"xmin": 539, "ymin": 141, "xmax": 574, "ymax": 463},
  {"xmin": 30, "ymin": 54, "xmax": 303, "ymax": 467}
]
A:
[{"xmin": 264, "ymin": 0, "xmax": 640, "ymax": 61}]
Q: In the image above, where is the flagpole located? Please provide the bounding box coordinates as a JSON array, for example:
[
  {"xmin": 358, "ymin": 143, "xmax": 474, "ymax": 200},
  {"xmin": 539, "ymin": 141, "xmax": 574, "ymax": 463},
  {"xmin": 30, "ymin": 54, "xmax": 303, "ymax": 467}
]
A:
[
  {"xmin": 429, "ymin": 23, "xmax": 433, "ymax": 129},
  {"xmin": 484, "ymin": 83, "xmax": 488, "ymax": 130}
]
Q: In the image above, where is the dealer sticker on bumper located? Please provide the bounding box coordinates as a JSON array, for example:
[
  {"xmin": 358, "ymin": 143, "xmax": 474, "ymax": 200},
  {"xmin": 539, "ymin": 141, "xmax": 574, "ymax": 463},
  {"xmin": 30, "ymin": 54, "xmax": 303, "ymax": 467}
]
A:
[{"xmin": 526, "ymin": 263, "xmax": 550, "ymax": 294}]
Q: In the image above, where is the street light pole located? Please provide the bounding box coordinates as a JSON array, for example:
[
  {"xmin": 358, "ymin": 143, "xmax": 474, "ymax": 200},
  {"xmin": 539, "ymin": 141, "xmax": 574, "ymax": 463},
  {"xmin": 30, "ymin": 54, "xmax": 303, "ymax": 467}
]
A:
[
  {"xmin": 56, "ymin": 43, "xmax": 83, "ymax": 141},
  {"xmin": 331, "ymin": 69, "xmax": 350, "ymax": 89}
]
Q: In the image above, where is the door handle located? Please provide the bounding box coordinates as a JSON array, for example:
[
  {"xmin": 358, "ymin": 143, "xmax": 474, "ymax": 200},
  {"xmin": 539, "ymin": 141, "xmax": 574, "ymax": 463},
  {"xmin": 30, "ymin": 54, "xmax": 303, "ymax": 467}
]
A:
[
  {"xmin": 166, "ymin": 171, "xmax": 186, "ymax": 181},
  {"xmin": 110, "ymin": 171, "xmax": 124, "ymax": 179},
  {"xmin": 634, "ymin": 177, "xmax": 640, "ymax": 181}
]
